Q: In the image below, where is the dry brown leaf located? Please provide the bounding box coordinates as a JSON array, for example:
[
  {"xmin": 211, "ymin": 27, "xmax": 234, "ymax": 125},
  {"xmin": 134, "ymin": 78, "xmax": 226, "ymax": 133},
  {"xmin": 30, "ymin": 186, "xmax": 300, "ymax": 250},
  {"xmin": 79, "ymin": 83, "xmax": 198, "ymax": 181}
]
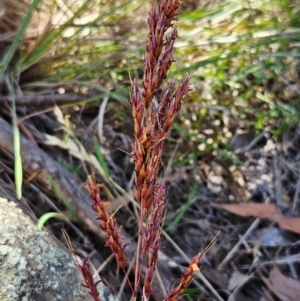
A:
[
  {"xmin": 277, "ymin": 216, "xmax": 300, "ymax": 235},
  {"xmin": 269, "ymin": 266, "xmax": 300, "ymax": 301},
  {"xmin": 215, "ymin": 203, "xmax": 278, "ymax": 219},
  {"xmin": 215, "ymin": 202, "xmax": 300, "ymax": 234}
]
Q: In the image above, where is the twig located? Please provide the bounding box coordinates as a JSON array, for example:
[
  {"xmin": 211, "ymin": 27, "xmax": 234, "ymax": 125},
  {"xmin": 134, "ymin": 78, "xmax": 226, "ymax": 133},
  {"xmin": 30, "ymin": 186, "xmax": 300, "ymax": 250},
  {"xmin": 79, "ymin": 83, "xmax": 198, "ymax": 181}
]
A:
[
  {"xmin": 234, "ymin": 127, "xmax": 270, "ymax": 154},
  {"xmin": 240, "ymin": 253, "xmax": 300, "ymax": 268},
  {"xmin": 0, "ymin": 93, "xmax": 102, "ymax": 106},
  {"xmin": 217, "ymin": 218, "xmax": 261, "ymax": 270},
  {"xmin": 273, "ymin": 150, "xmax": 283, "ymax": 207}
]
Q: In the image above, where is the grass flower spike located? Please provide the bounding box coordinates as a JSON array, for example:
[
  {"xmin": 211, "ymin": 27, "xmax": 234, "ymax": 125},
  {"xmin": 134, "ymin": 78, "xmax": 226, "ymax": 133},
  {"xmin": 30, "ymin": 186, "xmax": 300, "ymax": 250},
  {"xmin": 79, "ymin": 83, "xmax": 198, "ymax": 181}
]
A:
[
  {"xmin": 85, "ymin": 176, "xmax": 127, "ymax": 270},
  {"xmin": 163, "ymin": 253, "xmax": 202, "ymax": 301},
  {"xmin": 79, "ymin": 1, "xmax": 200, "ymax": 299},
  {"xmin": 130, "ymin": 0, "xmax": 190, "ymax": 298}
]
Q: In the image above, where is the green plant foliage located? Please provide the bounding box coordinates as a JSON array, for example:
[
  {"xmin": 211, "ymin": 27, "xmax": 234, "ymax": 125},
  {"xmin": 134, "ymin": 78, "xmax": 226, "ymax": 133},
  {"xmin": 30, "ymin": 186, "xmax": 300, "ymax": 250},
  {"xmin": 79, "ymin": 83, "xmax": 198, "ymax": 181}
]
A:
[
  {"xmin": 0, "ymin": 0, "xmax": 42, "ymax": 78},
  {"xmin": 166, "ymin": 184, "xmax": 198, "ymax": 232},
  {"xmin": 47, "ymin": 175, "xmax": 80, "ymax": 223},
  {"xmin": 36, "ymin": 212, "xmax": 68, "ymax": 230},
  {"xmin": 10, "ymin": 78, "xmax": 23, "ymax": 200},
  {"xmin": 172, "ymin": 0, "xmax": 300, "ymax": 138},
  {"xmin": 94, "ymin": 140, "xmax": 110, "ymax": 177}
]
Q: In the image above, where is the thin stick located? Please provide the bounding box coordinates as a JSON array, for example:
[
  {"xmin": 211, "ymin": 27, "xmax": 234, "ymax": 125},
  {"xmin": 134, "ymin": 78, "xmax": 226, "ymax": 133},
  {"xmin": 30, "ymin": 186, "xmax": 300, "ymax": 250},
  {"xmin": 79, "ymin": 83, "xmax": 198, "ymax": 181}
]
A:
[
  {"xmin": 217, "ymin": 218, "xmax": 260, "ymax": 270},
  {"xmin": 0, "ymin": 93, "xmax": 102, "ymax": 106}
]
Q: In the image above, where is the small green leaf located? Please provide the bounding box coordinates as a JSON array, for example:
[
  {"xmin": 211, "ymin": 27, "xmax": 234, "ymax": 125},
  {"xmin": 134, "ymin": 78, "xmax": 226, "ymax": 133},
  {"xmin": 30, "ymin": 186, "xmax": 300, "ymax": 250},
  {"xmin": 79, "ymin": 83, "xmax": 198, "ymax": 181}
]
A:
[
  {"xmin": 37, "ymin": 212, "xmax": 67, "ymax": 230},
  {"xmin": 47, "ymin": 175, "xmax": 80, "ymax": 223},
  {"xmin": 166, "ymin": 185, "xmax": 198, "ymax": 232},
  {"xmin": 94, "ymin": 140, "xmax": 110, "ymax": 177}
]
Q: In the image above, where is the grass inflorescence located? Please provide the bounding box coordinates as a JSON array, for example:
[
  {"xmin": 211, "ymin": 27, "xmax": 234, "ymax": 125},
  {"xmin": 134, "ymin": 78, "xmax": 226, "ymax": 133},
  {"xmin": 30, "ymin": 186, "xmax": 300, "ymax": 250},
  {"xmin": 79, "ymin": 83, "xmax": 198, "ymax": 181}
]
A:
[{"xmin": 81, "ymin": 1, "xmax": 202, "ymax": 300}]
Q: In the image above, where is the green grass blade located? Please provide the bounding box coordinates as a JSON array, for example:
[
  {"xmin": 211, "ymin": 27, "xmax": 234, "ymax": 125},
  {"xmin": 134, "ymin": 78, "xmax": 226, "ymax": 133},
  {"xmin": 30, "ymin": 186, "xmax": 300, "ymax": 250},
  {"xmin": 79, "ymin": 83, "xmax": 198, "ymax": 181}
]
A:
[
  {"xmin": 18, "ymin": 0, "xmax": 91, "ymax": 69},
  {"xmin": 47, "ymin": 175, "xmax": 80, "ymax": 223},
  {"xmin": 36, "ymin": 212, "xmax": 67, "ymax": 230},
  {"xmin": 94, "ymin": 140, "xmax": 110, "ymax": 177},
  {"xmin": 0, "ymin": 0, "xmax": 42, "ymax": 78},
  {"xmin": 9, "ymin": 76, "xmax": 22, "ymax": 200},
  {"xmin": 166, "ymin": 185, "xmax": 198, "ymax": 232}
]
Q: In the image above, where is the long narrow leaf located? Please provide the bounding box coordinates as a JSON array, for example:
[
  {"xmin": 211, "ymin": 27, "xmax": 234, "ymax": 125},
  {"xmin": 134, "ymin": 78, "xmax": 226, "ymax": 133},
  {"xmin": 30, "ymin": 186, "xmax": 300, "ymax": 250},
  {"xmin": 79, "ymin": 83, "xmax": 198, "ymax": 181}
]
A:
[
  {"xmin": 47, "ymin": 175, "xmax": 80, "ymax": 223},
  {"xmin": 166, "ymin": 185, "xmax": 198, "ymax": 232},
  {"xmin": 10, "ymin": 76, "xmax": 22, "ymax": 200},
  {"xmin": 0, "ymin": 0, "xmax": 41, "ymax": 78},
  {"xmin": 94, "ymin": 140, "xmax": 110, "ymax": 177},
  {"xmin": 37, "ymin": 212, "xmax": 68, "ymax": 230}
]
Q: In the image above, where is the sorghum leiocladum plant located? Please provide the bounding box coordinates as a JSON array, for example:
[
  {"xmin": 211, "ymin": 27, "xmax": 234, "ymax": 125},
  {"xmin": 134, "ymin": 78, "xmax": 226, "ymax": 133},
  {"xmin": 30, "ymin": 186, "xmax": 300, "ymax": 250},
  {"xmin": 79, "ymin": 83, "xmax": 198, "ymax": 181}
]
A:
[{"xmin": 81, "ymin": 1, "xmax": 205, "ymax": 300}]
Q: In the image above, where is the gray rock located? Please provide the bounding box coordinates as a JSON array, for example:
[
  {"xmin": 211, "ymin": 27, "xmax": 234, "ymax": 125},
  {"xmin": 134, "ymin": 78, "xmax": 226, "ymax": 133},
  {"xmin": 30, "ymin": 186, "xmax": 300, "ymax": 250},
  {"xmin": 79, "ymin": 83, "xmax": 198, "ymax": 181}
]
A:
[{"xmin": 0, "ymin": 197, "xmax": 118, "ymax": 301}]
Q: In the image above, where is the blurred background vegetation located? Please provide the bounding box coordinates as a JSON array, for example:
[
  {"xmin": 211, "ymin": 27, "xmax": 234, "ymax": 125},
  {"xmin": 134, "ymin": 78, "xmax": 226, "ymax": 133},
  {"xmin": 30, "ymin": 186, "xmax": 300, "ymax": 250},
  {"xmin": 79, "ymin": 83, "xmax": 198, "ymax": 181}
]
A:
[{"xmin": 2, "ymin": 0, "xmax": 300, "ymax": 161}]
